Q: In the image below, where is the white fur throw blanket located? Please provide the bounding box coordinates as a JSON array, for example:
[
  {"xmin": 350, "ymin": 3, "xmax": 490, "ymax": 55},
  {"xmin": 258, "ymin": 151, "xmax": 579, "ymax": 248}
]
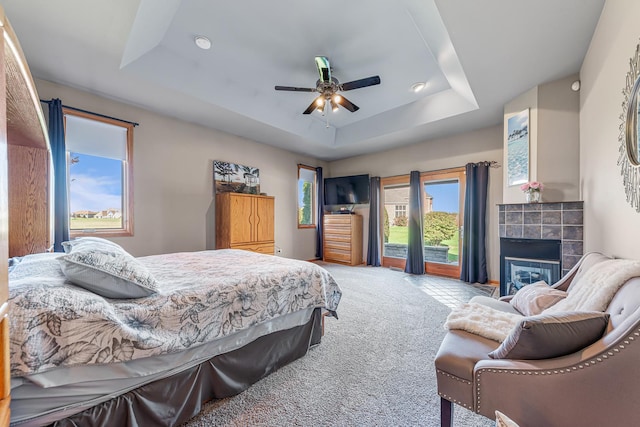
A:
[
  {"xmin": 444, "ymin": 302, "xmax": 522, "ymax": 342},
  {"xmin": 445, "ymin": 258, "xmax": 640, "ymax": 342},
  {"xmin": 544, "ymin": 259, "xmax": 640, "ymax": 313}
]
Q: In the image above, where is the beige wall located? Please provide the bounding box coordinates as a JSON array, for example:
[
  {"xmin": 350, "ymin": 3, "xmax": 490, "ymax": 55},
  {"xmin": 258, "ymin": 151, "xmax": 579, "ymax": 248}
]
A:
[
  {"xmin": 538, "ymin": 73, "xmax": 581, "ymax": 202},
  {"xmin": 503, "ymin": 74, "xmax": 580, "ymax": 203},
  {"xmin": 329, "ymin": 125, "xmax": 503, "ymax": 281},
  {"xmin": 580, "ymin": 0, "xmax": 640, "ymax": 259},
  {"xmin": 35, "ymin": 79, "xmax": 326, "ymax": 260}
]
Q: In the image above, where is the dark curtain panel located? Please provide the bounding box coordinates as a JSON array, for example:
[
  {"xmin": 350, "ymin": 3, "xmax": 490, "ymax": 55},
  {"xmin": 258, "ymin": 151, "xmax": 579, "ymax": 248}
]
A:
[
  {"xmin": 405, "ymin": 170, "xmax": 425, "ymax": 274},
  {"xmin": 49, "ymin": 99, "xmax": 70, "ymax": 252},
  {"xmin": 366, "ymin": 176, "xmax": 381, "ymax": 266},
  {"xmin": 460, "ymin": 162, "xmax": 489, "ymax": 283},
  {"xmin": 315, "ymin": 167, "xmax": 324, "ymax": 259}
]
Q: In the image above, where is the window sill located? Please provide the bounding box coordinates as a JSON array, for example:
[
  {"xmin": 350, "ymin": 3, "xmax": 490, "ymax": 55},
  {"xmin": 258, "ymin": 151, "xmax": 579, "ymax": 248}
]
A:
[{"xmin": 71, "ymin": 229, "xmax": 133, "ymax": 238}]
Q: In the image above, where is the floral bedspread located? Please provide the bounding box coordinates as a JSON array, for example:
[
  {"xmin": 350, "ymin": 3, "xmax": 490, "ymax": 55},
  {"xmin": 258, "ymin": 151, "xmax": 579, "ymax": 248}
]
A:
[{"xmin": 9, "ymin": 250, "xmax": 342, "ymax": 377}]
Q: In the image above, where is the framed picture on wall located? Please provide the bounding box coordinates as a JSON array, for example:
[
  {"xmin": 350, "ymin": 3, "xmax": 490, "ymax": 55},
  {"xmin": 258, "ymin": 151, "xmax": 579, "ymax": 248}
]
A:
[
  {"xmin": 506, "ymin": 109, "xmax": 530, "ymax": 186},
  {"xmin": 213, "ymin": 160, "xmax": 260, "ymax": 194}
]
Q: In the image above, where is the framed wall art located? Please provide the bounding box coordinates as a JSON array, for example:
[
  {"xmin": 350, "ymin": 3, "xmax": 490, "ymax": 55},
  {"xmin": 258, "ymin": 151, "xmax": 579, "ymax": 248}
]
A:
[
  {"xmin": 213, "ymin": 160, "xmax": 260, "ymax": 194},
  {"xmin": 506, "ymin": 109, "xmax": 530, "ymax": 186}
]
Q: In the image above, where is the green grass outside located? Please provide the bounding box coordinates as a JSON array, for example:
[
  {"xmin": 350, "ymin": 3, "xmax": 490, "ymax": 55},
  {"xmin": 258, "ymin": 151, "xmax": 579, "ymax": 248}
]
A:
[
  {"xmin": 388, "ymin": 226, "xmax": 408, "ymax": 244},
  {"xmin": 388, "ymin": 226, "xmax": 460, "ymax": 262},
  {"xmin": 70, "ymin": 217, "xmax": 122, "ymax": 230}
]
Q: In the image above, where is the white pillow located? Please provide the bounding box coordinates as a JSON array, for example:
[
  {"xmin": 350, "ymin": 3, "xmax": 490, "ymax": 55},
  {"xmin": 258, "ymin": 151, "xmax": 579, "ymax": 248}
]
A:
[
  {"xmin": 62, "ymin": 236, "xmax": 123, "ymax": 253},
  {"xmin": 9, "ymin": 252, "xmax": 65, "ymax": 280},
  {"xmin": 59, "ymin": 241, "xmax": 158, "ymax": 299},
  {"xmin": 510, "ymin": 281, "xmax": 567, "ymax": 316},
  {"xmin": 495, "ymin": 410, "xmax": 520, "ymax": 427}
]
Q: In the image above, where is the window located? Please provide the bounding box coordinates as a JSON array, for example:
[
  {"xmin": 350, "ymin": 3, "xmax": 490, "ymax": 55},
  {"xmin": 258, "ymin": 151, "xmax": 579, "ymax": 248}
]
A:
[
  {"xmin": 394, "ymin": 205, "xmax": 407, "ymax": 218},
  {"xmin": 297, "ymin": 165, "xmax": 316, "ymax": 228},
  {"xmin": 64, "ymin": 108, "xmax": 134, "ymax": 237}
]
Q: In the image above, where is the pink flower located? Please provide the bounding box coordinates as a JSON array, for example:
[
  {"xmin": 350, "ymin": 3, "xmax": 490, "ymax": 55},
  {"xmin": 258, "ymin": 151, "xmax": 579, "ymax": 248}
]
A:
[{"xmin": 521, "ymin": 181, "xmax": 543, "ymax": 192}]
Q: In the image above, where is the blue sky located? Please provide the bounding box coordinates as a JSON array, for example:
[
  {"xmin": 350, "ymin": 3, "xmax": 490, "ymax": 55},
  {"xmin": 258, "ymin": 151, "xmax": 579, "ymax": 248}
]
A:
[
  {"xmin": 507, "ymin": 110, "xmax": 528, "ymax": 134},
  {"xmin": 69, "ymin": 153, "xmax": 122, "ymax": 212},
  {"xmin": 425, "ymin": 181, "xmax": 459, "ymax": 213}
]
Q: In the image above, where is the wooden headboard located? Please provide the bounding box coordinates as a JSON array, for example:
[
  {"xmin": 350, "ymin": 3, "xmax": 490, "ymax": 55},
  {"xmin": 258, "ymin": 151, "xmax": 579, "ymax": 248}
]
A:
[
  {"xmin": 0, "ymin": 6, "xmax": 51, "ymax": 425},
  {"xmin": 3, "ymin": 11, "xmax": 50, "ymax": 257}
]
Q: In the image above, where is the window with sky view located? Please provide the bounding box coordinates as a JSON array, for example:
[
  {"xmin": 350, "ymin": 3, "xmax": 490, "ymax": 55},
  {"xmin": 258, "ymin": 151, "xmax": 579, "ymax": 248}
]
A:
[
  {"xmin": 64, "ymin": 107, "xmax": 133, "ymax": 235},
  {"xmin": 69, "ymin": 152, "xmax": 123, "ymax": 230}
]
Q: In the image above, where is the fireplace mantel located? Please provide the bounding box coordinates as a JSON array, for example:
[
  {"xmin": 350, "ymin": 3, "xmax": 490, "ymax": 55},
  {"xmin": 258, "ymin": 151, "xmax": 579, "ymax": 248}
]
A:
[{"xmin": 498, "ymin": 201, "xmax": 583, "ymax": 276}]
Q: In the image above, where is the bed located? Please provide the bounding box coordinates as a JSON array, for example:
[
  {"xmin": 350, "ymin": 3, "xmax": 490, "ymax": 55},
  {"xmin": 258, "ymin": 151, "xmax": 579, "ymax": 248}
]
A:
[{"xmin": 7, "ymin": 241, "xmax": 341, "ymax": 426}]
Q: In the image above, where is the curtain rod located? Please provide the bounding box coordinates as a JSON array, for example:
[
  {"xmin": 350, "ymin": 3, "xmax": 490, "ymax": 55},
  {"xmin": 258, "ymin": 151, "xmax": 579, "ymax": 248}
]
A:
[{"xmin": 40, "ymin": 99, "xmax": 139, "ymax": 127}]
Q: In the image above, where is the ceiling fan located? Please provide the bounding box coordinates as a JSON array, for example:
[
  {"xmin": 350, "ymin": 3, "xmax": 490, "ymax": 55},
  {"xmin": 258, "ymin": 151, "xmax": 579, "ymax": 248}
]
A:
[{"xmin": 275, "ymin": 56, "xmax": 381, "ymax": 115}]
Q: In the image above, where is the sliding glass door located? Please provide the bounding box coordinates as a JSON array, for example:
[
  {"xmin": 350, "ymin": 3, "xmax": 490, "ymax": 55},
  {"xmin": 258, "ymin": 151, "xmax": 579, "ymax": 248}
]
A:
[
  {"xmin": 380, "ymin": 168, "xmax": 465, "ymax": 278},
  {"xmin": 381, "ymin": 176, "xmax": 410, "ymax": 270},
  {"xmin": 421, "ymin": 168, "xmax": 465, "ymax": 278}
]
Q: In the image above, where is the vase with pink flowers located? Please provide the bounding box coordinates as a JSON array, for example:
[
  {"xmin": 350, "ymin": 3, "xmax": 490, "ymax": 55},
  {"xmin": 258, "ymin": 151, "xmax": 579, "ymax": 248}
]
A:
[{"xmin": 520, "ymin": 181, "xmax": 543, "ymax": 203}]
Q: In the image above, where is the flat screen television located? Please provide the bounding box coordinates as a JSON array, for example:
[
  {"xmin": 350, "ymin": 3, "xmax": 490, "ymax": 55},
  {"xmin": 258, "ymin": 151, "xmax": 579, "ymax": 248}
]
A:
[{"xmin": 324, "ymin": 174, "xmax": 370, "ymax": 205}]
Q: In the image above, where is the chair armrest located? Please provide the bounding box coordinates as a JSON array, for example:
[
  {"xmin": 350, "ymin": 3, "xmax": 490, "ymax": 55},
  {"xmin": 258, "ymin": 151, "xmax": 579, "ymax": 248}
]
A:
[{"xmin": 473, "ymin": 336, "xmax": 640, "ymax": 427}]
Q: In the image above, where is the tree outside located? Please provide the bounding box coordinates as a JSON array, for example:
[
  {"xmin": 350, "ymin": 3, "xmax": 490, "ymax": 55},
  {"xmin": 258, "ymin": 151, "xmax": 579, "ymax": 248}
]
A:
[
  {"xmin": 423, "ymin": 211, "xmax": 457, "ymax": 246},
  {"xmin": 300, "ymin": 181, "xmax": 312, "ymax": 224},
  {"xmin": 383, "ymin": 209, "xmax": 389, "ymax": 243}
]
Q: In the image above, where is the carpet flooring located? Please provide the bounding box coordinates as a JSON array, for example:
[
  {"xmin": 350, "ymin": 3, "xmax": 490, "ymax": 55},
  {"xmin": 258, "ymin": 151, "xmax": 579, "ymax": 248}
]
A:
[{"xmin": 182, "ymin": 264, "xmax": 495, "ymax": 427}]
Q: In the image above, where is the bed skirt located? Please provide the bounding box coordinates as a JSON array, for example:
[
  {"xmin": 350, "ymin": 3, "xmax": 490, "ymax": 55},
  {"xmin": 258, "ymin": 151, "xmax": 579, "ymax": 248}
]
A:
[{"xmin": 47, "ymin": 308, "xmax": 323, "ymax": 427}]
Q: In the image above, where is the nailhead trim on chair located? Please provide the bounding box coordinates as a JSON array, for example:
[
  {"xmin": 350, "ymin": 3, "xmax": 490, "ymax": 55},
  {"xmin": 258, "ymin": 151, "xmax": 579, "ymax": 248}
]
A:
[
  {"xmin": 436, "ymin": 369, "xmax": 473, "ymax": 410},
  {"xmin": 474, "ymin": 328, "xmax": 640, "ymax": 412},
  {"xmin": 438, "ymin": 392, "xmax": 472, "ymax": 410},
  {"xmin": 436, "ymin": 369, "xmax": 472, "ymax": 385}
]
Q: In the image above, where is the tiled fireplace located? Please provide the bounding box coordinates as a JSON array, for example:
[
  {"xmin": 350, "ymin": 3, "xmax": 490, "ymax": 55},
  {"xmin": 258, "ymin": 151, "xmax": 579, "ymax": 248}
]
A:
[{"xmin": 498, "ymin": 201, "xmax": 584, "ymax": 296}]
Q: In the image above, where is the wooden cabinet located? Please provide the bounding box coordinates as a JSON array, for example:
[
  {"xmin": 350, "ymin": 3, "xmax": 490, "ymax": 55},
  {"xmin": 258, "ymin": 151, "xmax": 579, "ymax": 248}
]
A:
[
  {"xmin": 323, "ymin": 214, "xmax": 363, "ymax": 266},
  {"xmin": 216, "ymin": 193, "xmax": 275, "ymax": 255}
]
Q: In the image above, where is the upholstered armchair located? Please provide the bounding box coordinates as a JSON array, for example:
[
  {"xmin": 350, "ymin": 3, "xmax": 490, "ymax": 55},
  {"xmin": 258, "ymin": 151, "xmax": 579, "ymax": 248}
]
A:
[{"xmin": 435, "ymin": 252, "xmax": 640, "ymax": 427}]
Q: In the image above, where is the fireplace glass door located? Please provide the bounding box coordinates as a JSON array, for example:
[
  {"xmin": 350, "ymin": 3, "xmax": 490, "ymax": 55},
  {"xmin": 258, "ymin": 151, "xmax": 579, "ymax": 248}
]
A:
[{"xmin": 504, "ymin": 257, "xmax": 561, "ymax": 295}]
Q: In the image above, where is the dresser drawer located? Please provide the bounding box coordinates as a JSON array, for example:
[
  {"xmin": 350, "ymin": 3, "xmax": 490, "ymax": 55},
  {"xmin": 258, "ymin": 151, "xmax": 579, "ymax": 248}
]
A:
[
  {"xmin": 323, "ymin": 226, "xmax": 353, "ymax": 236},
  {"xmin": 324, "ymin": 215, "xmax": 353, "ymax": 225},
  {"xmin": 324, "ymin": 248, "xmax": 352, "ymax": 262},
  {"xmin": 231, "ymin": 242, "xmax": 274, "ymax": 255},
  {"xmin": 324, "ymin": 240, "xmax": 351, "ymax": 251},
  {"xmin": 323, "ymin": 232, "xmax": 352, "ymax": 243}
]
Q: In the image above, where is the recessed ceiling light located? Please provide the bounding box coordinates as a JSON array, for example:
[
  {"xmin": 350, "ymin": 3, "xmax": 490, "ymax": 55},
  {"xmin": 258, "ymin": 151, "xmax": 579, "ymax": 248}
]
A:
[
  {"xmin": 411, "ymin": 82, "xmax": 426, "ymax": 93},
  {"xmin": 194, "ymin": 35, "xmax": 211, "ymax": 50},
  {"xmin": 571, "ymin": 80, "xmax": 581, "ymax": 92}
]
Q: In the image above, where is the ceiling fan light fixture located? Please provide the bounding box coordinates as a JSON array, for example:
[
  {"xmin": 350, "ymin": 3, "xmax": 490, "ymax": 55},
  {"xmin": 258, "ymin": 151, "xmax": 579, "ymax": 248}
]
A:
[
  {"xmin": 194, "ymin": 35, "xmax": 211, "ymax": 50},
  {"xmin": 411, "ymin": 82, "xmax": 426, "ymax": 93},
  {"xmin": 333, "ymin": 94, "xmax": 342, "ymax": 103},
  {"xmin": 330, "ymin": 99, "xmax": 339, "ymax": 112}
]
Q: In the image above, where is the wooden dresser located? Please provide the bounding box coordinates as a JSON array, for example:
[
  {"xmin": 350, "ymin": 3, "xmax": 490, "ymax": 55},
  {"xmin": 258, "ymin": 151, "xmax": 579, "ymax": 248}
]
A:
[
  {"xmin": 323, "ymin": 214, "xmax": 363, "ymax": 266},
  {"xmin": 216, "ymin": 193, "xmax": 275, "ymax": 255}
]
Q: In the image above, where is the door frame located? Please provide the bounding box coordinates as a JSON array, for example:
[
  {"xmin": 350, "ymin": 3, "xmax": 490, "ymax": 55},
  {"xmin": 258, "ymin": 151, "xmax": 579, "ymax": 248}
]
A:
[{"xmin": 379, "ymin": 168, "xmax": 466, "ymax": 279}]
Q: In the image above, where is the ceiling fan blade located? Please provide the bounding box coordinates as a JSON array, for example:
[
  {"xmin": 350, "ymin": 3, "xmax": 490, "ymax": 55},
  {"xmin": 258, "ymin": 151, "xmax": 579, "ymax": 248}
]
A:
[
  {"xmin": 303, "ymin": 96, "xmax": 323, "ymax": 114},
  {"xmin": 335, "ymin": 95, "xmax": 359, "ymax": 112},
  {"xmin": 274, "ymin": 85, "xmax": 316, "ymax": 92},
  {"xmin": 340, "ymin": 75, "xmax": 381, "ymax": 91},
  {"xmin": 315, "ymin": 56, "xmax": 331, "ymax": 82}
]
